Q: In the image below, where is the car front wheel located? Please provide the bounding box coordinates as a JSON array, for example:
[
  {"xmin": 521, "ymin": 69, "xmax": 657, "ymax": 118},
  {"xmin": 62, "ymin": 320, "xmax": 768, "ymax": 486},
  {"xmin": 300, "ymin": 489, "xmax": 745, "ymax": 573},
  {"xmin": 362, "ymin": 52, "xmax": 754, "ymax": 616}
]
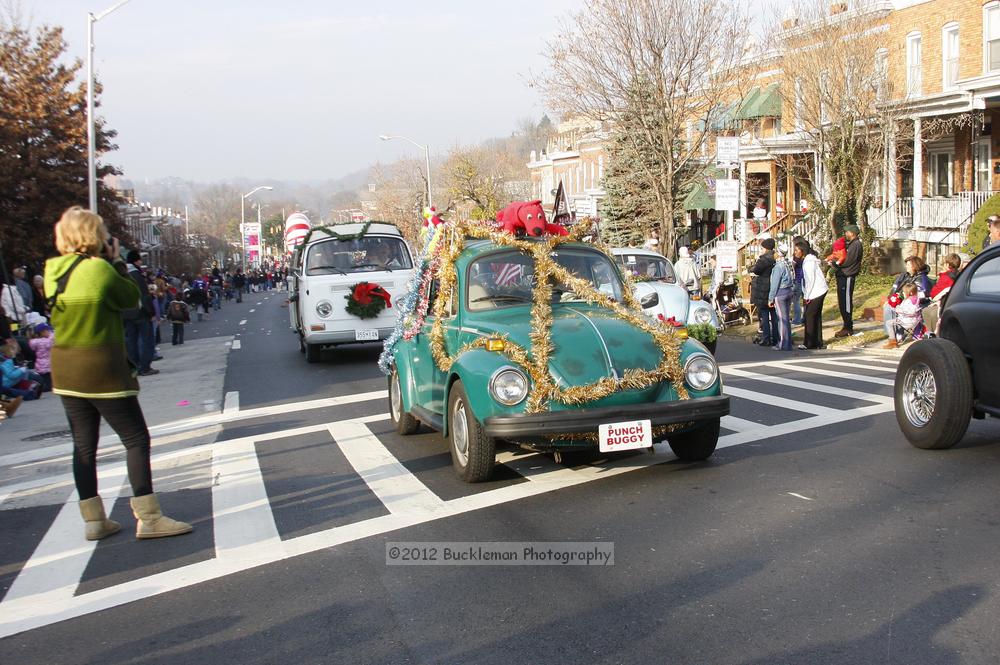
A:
[
  {"xmin": 894, "ymin": 338, "xmax": 973, "ymax": 449},
  {"xmin": 389, "ymin": 366, "xmax": 420, "ymax": 435},
  {"xmin": 448, "ymin": 381, "xmax": 496, "ymax": 482},
  {"xmin": 667, "ymin": 419, "xmax": 720, "ymax": 461}
]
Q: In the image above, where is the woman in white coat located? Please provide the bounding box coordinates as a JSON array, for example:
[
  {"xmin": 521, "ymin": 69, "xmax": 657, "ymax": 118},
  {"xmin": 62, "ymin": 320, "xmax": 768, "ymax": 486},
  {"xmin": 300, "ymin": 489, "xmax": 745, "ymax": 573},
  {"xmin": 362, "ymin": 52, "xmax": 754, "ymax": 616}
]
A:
[{"xmin": 795, "ymin": 240, "xmax": 829, "ymax": 350}]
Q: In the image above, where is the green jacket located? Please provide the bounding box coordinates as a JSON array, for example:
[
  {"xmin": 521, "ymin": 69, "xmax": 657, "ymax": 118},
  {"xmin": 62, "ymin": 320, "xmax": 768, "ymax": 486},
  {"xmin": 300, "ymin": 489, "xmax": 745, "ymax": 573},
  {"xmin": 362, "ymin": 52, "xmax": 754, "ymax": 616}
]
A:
[{"xmin": 44, "ymin": 254, "xmax": 141, "ymax": 399}]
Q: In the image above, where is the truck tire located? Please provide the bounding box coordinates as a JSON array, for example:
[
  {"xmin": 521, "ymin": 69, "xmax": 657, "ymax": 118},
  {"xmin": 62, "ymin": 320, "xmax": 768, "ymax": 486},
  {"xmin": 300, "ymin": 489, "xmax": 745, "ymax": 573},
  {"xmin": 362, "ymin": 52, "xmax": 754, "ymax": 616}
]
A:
[
  {"xmin": 389, "ymin": 367, "xmax": 420, "ymax": 435},
  {"xmin": 667, "ymin": 419, "xmax": 720, "ymax": 461},
  {"xmin": 305, "ymin": 343, "xmax": 322, "ymax": 363},
  {"xmin": 448, "ymin": 381, "xmax": 496, "ymax": 482},
  {"xmin": 894, "ymin": 338, "xmax": 973, "ymax": 450}
]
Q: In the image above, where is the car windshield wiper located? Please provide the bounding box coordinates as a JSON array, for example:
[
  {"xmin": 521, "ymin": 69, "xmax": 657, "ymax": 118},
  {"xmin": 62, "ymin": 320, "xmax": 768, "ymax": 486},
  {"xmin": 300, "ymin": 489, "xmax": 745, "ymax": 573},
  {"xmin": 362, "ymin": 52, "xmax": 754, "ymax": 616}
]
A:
[
  {"xmin": 471, "ymin": 294, "xmax": 532, "ymax": 303},
  {"xmin": 309, "ymin": 265, "xmax": 346, "ymax": 275}
]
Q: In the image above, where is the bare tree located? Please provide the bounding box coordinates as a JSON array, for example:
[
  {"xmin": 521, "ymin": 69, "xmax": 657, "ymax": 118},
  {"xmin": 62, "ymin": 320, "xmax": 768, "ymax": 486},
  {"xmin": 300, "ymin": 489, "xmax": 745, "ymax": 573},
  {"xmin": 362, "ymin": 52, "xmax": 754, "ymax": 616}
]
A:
[
  {"xmin": 535, "ymin": 0, "xmax": 751, "ymax": 254},
  {"xmin": 440, "ymin": 144, "xmax": 530, "ymax": 220},
  {"xmin": 370, "ymin": 159, "xmax": 427, "ymax": 241},
  {"xmin": 765, "ymin": 0, "xmax": 904, "ymax": 236}
]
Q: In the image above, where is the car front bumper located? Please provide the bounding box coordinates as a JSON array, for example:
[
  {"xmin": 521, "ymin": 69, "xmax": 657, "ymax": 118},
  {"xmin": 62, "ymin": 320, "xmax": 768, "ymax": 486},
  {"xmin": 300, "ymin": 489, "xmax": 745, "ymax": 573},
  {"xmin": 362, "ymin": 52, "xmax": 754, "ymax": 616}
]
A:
[{"xmin": 482, "ymin": 395, "xmax": 729, "ymax": 443}]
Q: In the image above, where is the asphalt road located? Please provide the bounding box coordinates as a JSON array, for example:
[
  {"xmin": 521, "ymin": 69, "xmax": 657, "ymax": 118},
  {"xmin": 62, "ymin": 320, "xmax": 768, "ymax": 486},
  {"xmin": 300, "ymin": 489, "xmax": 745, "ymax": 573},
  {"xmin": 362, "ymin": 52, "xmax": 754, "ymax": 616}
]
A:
[{"xmin": 2, "ymin": 290, "xmax": 1000, "ymax": 664}]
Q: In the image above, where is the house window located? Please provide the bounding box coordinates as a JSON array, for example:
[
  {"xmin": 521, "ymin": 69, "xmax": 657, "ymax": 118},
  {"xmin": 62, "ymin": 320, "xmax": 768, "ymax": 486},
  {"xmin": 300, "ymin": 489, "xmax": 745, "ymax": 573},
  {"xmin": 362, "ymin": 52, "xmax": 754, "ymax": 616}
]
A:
[
  {"xmin": 943, "ymin": 24, "xmax": 959, "ymax": 89},
  {"xmin": 875, "ymin": 49, "xmax": 888, "ymax": 101},
  {"xmin": 987, "ymin": 3, "xmax": 1000, "ymax": 72},
  {"xmin": 906, "ymin": 32, "xmax": 922, "ymax": 96},
  {"xmin": 930, "ymin": 152, "xmax": 953, "ymax": 197},
  {"xmin": 820, "ymin": 71, "xmax": 830, "ymax": 124},
  {"xmin": 794, "ymin": 78, "xmax": 804, "ymax": 130},
  {"xmin": 975, "ymin": 140, "xmax": 992, "ymax": 191}
]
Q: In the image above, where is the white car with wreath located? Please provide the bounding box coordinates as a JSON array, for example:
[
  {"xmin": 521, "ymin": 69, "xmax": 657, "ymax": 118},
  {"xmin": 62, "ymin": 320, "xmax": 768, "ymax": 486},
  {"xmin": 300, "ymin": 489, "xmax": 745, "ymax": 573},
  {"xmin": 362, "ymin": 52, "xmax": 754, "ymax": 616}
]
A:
[
  {"xmin": 611, "ymin": 247, "xmax": 722, "ymax": 353},
  {"xmin": 289, "ymin": 222, "xmax": 416, "ymax": 363}
]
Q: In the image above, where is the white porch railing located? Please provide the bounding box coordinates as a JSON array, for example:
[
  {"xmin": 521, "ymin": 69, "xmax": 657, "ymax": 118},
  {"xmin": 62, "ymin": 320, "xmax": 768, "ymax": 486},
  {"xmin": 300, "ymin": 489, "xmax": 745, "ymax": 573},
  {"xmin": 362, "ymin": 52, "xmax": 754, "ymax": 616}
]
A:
[
  {"xmin": 867, "ymin": 191, "xmax": 998, "ymax": 242},
  {"xmin": 867, "ymin": 199, "xmax": 913, "ymax": 239}
]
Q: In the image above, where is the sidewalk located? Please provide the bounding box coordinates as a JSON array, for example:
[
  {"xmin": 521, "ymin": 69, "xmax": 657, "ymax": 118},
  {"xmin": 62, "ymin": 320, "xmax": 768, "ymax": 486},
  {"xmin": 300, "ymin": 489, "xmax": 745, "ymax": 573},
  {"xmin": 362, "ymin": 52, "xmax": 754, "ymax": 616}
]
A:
[
  {"xmin": 722, "ymin": 315, "xmax": 905, "ymax": 358},
  {"xmin": 0, "ymin": 335, "xmax": 232, "ymax": 487}
]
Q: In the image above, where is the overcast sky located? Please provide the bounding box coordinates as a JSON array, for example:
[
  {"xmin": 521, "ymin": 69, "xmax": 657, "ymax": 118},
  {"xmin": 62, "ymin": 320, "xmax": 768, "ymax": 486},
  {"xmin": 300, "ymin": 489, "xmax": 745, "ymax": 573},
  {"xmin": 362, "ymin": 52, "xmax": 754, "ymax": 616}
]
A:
[{"xmin": 24, "ymin": 0, "xmax": 766, "ymax": 183}]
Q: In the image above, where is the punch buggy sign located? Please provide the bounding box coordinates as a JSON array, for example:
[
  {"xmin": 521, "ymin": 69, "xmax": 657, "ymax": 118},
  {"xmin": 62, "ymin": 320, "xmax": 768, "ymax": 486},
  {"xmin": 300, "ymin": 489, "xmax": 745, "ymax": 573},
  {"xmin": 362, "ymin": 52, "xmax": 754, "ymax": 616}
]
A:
[{"xmin": 598, "ymin": 419, "xmax": 653, "ymax": 453}]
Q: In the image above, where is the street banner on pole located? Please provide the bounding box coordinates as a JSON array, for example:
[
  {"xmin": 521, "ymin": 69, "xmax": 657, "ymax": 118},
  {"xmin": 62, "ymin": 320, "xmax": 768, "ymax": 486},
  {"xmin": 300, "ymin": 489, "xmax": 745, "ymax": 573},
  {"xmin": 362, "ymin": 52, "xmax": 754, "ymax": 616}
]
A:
[{"xmin": 715, "ymin": 179, "xmax": 740, "ymax": 211}]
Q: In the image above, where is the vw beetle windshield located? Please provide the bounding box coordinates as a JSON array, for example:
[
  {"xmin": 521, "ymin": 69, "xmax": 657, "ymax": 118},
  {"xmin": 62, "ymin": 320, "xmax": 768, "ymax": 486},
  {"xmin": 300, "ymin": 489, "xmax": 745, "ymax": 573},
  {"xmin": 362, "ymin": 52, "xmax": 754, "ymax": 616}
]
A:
[
  {"xmin": 305, "ymin": 237, "xmax": 412, "ymax": 276},
  {"xmin": 467, "ymin": 249, "xmax": 623, "ymax": 311},
  {"xmin": 618, "ymin": 254, "xmax": 676, "ymax": 283}
]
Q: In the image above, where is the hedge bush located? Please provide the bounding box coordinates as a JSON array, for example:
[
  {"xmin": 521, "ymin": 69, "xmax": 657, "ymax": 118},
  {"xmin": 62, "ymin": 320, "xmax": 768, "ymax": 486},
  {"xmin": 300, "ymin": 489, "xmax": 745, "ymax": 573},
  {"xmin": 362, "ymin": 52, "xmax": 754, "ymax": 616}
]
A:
[{"xmin": 966, "ymin": 193, "xmax": 1000, "ymax": 255}]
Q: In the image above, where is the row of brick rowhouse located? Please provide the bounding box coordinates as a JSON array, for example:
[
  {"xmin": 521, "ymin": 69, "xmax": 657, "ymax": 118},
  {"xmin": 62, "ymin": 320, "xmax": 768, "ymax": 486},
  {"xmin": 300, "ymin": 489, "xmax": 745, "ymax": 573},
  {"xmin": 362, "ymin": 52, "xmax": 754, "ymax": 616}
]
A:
[{"xmin": 528, "ymin": 0, "xmax": 1000, "ymax": 266}]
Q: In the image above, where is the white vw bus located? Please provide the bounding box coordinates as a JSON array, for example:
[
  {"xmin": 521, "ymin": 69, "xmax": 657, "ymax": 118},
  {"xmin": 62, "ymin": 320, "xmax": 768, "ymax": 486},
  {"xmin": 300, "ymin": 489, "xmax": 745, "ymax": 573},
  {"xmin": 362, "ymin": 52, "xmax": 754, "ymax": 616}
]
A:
[{"xmin": 289, "ymin": 223, "xmax": 415, "ymax": 362}]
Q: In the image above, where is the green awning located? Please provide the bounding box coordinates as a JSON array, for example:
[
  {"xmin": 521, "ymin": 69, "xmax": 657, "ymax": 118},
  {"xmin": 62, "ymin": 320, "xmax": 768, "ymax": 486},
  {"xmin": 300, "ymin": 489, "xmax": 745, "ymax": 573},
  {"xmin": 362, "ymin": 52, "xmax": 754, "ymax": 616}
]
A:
[
  {"xmin": 684, "ymin": 183, "xmax": 714, "ymax": 210},
  {"xmin": 733, "ymin": 87, "xmax": 762, "ymax": 121},
  {"xmin": 743, "ymin": 83, "xmax": 781, "ymax": 118},
  {"xmin": 684, "ymin": 168, "xmax": 726, "ymax": 210},
  {"xmin": 697, "ymin": 101, "xmax": 738, "ymax": 132}
]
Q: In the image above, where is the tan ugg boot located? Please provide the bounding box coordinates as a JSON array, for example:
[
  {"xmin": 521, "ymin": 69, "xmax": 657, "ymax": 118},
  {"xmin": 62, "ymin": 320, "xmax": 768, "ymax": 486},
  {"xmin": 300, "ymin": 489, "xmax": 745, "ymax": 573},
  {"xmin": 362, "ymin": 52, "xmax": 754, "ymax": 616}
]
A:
[
  {"xmin": 79, "ymin": 496, "xmax": 122, "ymax": 541},
  {"xmin": 0, "ymin": 396, "xmax": 23, "ymax": 418},
  {"xmin": 130, "ymin": 493, "xmax": 193, "ymax": 539}
]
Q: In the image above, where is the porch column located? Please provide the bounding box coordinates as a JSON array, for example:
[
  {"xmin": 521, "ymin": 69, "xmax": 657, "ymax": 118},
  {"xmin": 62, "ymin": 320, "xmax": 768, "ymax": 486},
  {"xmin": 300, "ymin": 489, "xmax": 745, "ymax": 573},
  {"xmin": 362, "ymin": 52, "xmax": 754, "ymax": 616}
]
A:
[
  {"xmin": 739, "ymin": 158, "xmax": 747, "ymax": 240},
  {"xmin": 786, "ymin": 155, "xmax": 795, "ymax": 215},
  {"xmin": 887, "ymin": 122, "xmax": 898, "ymax": 208},
  {"xmin": 913, "ymin": 117, "xmax": 922, "ymax": 229}
]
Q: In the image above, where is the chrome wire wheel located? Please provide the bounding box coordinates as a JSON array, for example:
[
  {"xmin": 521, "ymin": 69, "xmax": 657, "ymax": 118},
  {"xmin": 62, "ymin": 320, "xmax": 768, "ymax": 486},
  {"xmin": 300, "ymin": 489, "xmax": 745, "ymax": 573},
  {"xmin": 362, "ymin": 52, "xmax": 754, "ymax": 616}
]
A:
[
  {"xmin": 902, "ymin": 362, "xmax": 937, "ymax": 428},
  {"xmin": 451, "ymin": 396, "xmax": 470, "ymax": 466}
]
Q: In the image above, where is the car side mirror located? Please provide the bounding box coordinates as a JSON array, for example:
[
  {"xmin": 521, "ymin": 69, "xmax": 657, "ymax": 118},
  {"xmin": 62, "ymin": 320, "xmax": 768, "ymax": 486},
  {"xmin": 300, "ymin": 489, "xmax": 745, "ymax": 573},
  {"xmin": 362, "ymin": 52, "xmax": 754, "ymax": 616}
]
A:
[{"xmin": 640, "ymin": 292, "xmax": 659, "ymax": 309}]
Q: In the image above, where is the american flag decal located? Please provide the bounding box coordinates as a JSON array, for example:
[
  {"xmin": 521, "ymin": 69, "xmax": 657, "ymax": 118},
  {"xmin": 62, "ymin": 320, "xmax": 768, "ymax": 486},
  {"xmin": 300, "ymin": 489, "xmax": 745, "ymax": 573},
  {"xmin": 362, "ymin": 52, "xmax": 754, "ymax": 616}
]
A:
[{"xmin": 492, "ymin": 263, "xmax": 525, "ymax": 287}]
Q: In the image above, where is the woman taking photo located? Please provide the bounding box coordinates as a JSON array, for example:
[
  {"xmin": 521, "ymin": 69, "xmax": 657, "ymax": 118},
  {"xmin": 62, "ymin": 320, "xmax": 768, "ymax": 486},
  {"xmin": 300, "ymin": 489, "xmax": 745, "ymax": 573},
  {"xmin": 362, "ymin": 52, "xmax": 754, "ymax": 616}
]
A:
[
  {"xmin": 795, "ymin": 240, "xmax": 828, "ymax": 350},
  {"xmin": 45, "ymin": 206, "xmax": 191, "ymax": 541}
]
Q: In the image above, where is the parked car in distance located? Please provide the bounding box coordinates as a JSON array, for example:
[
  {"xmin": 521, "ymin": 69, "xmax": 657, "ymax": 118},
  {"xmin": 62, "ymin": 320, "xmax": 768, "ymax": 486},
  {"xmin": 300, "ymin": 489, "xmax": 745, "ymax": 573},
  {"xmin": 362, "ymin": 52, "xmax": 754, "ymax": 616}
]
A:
[
  {"xmin": 610, "ymin": 247, "xmax": 722, "ymax": 353},
  {"xmin": 389, "ymin": 236, "xmax": 730, "ymax": 482},
  {"xmin": 894, "ymin": 244, "xmax": 1000, "ymax": 449},
  {"xmin": 289, "ymin": 223, "xmax": 415, "ymax": 363}
]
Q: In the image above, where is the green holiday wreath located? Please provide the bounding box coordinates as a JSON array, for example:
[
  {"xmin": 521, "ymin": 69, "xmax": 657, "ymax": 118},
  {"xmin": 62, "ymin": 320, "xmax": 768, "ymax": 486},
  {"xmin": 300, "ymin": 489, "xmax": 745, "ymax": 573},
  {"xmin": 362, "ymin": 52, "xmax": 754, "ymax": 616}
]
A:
[{"xmin": 345, "ymin": 281, "xmax": 392, "ymax": 319}]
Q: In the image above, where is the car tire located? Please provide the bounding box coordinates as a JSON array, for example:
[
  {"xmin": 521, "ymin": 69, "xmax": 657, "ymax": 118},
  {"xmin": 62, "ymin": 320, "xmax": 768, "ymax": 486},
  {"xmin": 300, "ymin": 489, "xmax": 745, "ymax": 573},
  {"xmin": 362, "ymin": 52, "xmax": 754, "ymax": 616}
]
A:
[
  {"xmin": 667, "ymin": 419, "xmax": 720, "ymax": 461},
  {"xmin": 894, "ymin": 338, "xmax": 973, "ymax": 450},
  {"xmin": 448, "ymin": 381, "xmax": 496, "ymax": 482},
  {"xmin": 389, "ymin": 366, "xmax": 420, "ymax": 435},
  {"xmin": 305, "ymin": 343, "xmax": 322, "ymax": 363},
  {"xmin": 298, "ymin": 334, "xmax": 306, "ymax": 354}
]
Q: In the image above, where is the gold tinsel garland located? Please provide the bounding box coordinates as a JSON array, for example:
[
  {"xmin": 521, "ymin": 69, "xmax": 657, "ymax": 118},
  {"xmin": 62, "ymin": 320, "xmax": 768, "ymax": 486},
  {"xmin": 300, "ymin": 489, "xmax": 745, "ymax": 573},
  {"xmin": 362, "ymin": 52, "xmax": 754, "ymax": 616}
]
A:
[{"xmin": 425, "ymin": 219, "xmax": 689, "ymax": 414}]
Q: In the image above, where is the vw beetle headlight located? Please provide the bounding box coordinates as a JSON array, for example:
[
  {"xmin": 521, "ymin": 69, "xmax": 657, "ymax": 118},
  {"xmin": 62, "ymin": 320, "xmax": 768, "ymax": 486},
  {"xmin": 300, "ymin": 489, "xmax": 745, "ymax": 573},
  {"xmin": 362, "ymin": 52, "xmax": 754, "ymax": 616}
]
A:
[
  {"xmin": 693, "ymin": 306, "xmax": 712, "ymax": 324},
  {"xmin": 315, "ymin": 300, "xmax": 333, "ymax": 318},
  {"xmin": 684, "ymin": 353, "xmax": 718, "ymax": 391},
  {"xmin": 489, "ymin": 367, "xmax": 528, "ymax": 406}
]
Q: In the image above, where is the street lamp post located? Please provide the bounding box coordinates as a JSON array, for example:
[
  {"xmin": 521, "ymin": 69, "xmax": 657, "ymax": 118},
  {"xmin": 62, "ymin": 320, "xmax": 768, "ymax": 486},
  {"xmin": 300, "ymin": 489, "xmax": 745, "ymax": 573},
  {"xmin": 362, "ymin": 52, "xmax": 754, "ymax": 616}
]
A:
[
  {"xmin": 241, "ymin": 186, "xmax": 273, "ymax": 269},
  {"xmin": 378, "ymin": 134, "xmax": 432, "ymax": 209},
  {"xmin": 86, "ymin": 0, "xmax": 134, "ymax": 212}
]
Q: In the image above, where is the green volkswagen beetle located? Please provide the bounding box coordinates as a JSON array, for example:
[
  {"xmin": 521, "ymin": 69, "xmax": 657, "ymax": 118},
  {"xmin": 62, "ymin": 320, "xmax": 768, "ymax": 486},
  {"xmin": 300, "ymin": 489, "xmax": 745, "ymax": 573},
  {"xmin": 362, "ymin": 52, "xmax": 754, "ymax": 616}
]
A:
[{"xmin": 387, "ymin": 230, "xmax": 729, "ymax": 482}]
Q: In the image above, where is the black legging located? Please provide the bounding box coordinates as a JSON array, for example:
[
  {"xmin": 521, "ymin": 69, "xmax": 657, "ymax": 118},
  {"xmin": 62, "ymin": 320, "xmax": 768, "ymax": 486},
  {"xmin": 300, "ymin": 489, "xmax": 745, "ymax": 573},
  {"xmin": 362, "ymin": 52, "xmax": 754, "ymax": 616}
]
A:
[
  {"xmin": 803, "ymin": 294, "xmax": 826, "ymax": 349},
  {"xmin": 61, "ymin": 396, "xmax": 153, "ymax": 500}
]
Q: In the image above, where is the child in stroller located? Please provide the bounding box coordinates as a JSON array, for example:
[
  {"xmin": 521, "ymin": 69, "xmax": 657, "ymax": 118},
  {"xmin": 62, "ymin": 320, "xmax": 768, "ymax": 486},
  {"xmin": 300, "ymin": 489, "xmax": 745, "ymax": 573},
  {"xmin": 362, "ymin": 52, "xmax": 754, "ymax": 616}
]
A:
[{"xmin": 713, "ymin": 281, "xmax": 751, "ymax": 328}]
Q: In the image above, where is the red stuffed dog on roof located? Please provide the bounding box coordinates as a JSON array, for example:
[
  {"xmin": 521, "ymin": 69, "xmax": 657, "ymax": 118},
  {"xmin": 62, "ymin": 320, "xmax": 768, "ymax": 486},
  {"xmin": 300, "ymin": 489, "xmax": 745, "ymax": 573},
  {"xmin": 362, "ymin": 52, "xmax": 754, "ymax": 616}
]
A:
[{"xmin": 495, "ymin": 200, "xmax": 568, "ymax": 237}]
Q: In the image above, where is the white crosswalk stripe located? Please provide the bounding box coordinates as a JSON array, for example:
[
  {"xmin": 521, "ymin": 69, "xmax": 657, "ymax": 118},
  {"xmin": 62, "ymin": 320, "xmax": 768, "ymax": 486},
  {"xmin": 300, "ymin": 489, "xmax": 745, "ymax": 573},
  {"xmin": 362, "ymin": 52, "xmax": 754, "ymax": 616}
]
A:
[{"xmin": 0, "ymin": 354, "xmax": 900, "ymax": 638}]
